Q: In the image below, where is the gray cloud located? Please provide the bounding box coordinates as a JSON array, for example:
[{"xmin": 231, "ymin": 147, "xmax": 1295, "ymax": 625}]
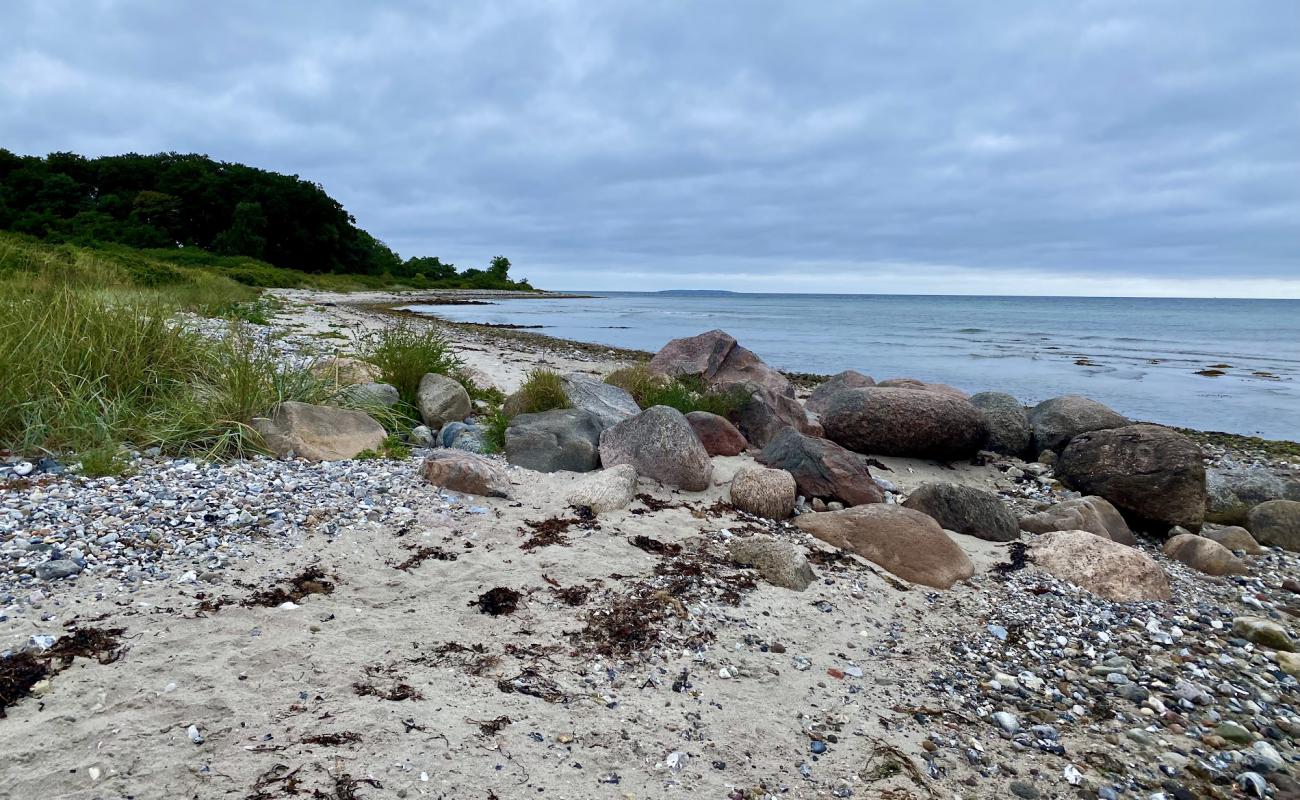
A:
[{"xmin": 2, "ymin": 0, "xmax": 1298, "ymax": 294}]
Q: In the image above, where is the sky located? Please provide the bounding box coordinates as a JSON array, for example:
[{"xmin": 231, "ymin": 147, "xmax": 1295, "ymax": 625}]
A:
[{"xmin": 2, "ymin": 1, "xmax": 1298, "ymax": 297}]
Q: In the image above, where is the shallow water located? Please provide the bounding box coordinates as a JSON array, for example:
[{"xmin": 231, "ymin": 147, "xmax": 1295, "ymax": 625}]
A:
[{"xmin": 407, "ymin": 292, "xmax": 1300, "ymax": 441}]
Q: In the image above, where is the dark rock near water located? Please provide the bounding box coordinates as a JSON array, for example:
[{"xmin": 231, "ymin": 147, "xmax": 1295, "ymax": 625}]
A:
[
  {"xmin": 821, "ymin": 387, "xmax": 986, "ymax": 459},
  {"xmin": 1056, "ymin": 424, "xmax": 1206, "ymax": 531},
  {"xmin": 757, "ymin": 427, "xmax": 884, "ymax": 507},
  {"xmin": 969, "ymin": 391, "xmax": 1032, "ymax": 456},
  {"xmin": 1019, "ymin": 496, "xmax": 1136, "ymax": 545},
  {"xmin": 806, "ymin": 370, "xmax": 875, "ymax": 416},
  {"xmin": 1028, "ymin": 395, "xmax": 1127, "ymax": 453},
  {"xmin": 685, "ymin": 411, "xmax": 748, "ymax": 456},
  {"xmin": 727, "ymin": 383, "xmax": 820, "ymax": 448},
  {"xmin": 902, "ymin": 482, "xmax": 1020, "ymax": 542},
  {"xmin": 505, "ymin": 408, "xmax": 604, "ymax": 473}
]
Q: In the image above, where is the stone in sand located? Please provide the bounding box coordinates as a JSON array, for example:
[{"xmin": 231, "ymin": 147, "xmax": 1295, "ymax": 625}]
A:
[
  {"xmin": 1019, "ymin": 496, "xmax": 1136, "ymax": 546},
  {"xmin": 599, "ymin": 405, "xmax": 713, "ymax": 491},
  {"xmin": 344, "ymin": 382, "xmax": 401, "ymax": 407},
  {"xmin": 902, "ymin": 482, "xmax": 1020, "ymax": 542},
  {"xmin": 505, "ymin": 408, "xmax": 604, "ymax": 473},
  {"xmin": 252, "ymin": 401, "xmax": 387, "ymax": 462},
  {"xmin": 730, "ymin": 467, "xmax": 797, "ymax": 520},
  {"xmin": 685, "ymin": 410, "xmax": 748, "ymax": 456},
  {"xmin": 793, "ymin": 504, "xmax": 974, "ymax": 590},
  {"xmin": 820, "ymin": 387, "xmax": 986, "ymax": 459},
  {"xmin": 420, "ymin": 450, "xmax": 511, "ymax": 498},
  {"xmin": 1163, "ymin": 533, "xmax": 1248, "ymax": 576},
  {"xmin": 560, "ymin": 372, "xmax": 639, "ymax": 428},
  {"xmin": 1232, "ymin": 616, "xmax": 1296, "ymax": 652},
  {"xmin": 312, "ymin": 356, "xmax": 382, "ymax": 387},
  {"xmin": 757, "ymin": 426, "xmax": 884, "ymax": 507},
  {"xmin": 648, "ymin": 329, "xmax": 792, "ymax": 397},
  {"xmin": 728, "ymin": 536, "xmax": 815, "ymax": 591},
  {"xmin": 1056, "ymin": 424, "xmax": 1206, "ymax": 531},
  {"xmin": 969, "ymin": 391, "xmax": 1032, "ymax": 457},
  {"xmin": 417, "ymin": 372, "xmax": 472, "ymax": 430},
  {"xmin": 1207, "ymin": 464, "xmax": 1300, "ymax": 518},
  {"xmin": 1028, "ymin": 530, "xmax": 1171, "ymax": 602},
  {"xmin": 806, "ymin": 370, "xmax": 875, "ymax": 416},
  {"xmin": 1247, "ymin": 499, "xmax": 1300, "ymax": 551},
  {"xmin": 1202, "ymin": 525, "xmax": 1263, "ymax": 555},
  {"xmin": 566, "ymin": 464, "xmax": 638, "ymax": 513},
  {"xmin": 1028, "ymin": 395, "xmax": 1128, "ymax": 453},
  {"xmin": 438, "ymin": 421, "xmax": 487, "ymax": 454}
]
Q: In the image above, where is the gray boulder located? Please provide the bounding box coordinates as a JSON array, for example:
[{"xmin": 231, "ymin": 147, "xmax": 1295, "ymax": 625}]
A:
[
  {"xmin": 969, "ymin": 392, "xmax": 1032, "ymax": 456},
  {"xmin": 806, "ymin": 370, "xmax": 875, "ymax": 416},
  {"xmin": 438, "ymin": 421, "xmax": 487, "ymax": 454},
  {"xmin": 599, "ymin": 405, "xmax": 713, "ymax": 491},
  {"xmin": 561, "ymin": 372, "xmax": 639, "ymax": 428},
  {"xmin": 252, "ymin": 401, "xmax": 387, "ymax": 461},
  {"xmin": 566, "ymin": 464, "xmax": 639, "ymax": 513},
  {"xmin": 344, "ymin": 382, "xmax": 401, "ymax": 407},
  {"xmin": 821, "ymin": 387, "xmax": 986, "ymax": 459},
  {"xmin": 35, "ymin": 559, "xmax": 83, "ymax": 581},
  {"xmin": 1208, "ymin": 464, "xmax": 1300, "ymax": 521},
  {"xmin": 1019, "ymin": 496, "xmax": 1136, "ymax": 545},
  {"xmin": 757, "ymin": 426, "xmax": 884, "ymax": 507},
  {"xmin": 1248, "ymin": 499, "xmax": 1300, "ymax": 551},
  {"xmin": 505, "ymin": 408, "xmax": 604, "ymax": 473},
  {"xmin": 1056, "ymin": 424, "xmax": 1206, "ymax": 531},
  {"xmin": 1028, "ymin": 395, "xmax": 1128, "ymax": 453},
  {"xmin": 409, "ymin": 425, "xmax": 436, "ymax": 447},
  {"xmin": 902, "ymin": 482, "xmax": 1020, "ymax": 542},
  {"xmin": 727, "ymin": 383, "xmax": 822, "ymax": 448},
  {"xmin": 417, "ymin": 373, "xmax": 472, "ymax": 430},
  {"xmin": 728, "ymin": 536, "xmax": 815, "ymax": 591}
]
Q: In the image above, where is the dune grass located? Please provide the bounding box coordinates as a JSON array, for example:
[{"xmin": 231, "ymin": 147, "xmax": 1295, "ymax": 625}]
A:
[
  {"xmin": 604, "ymin": 364, "xmax": 747, "ymax": 417},
  {"xmin": 513, "ymin": 369, "xmax": 570, "ymax": 415},
  {"xmin": 358, "ymin": 321, "xmax": 464, "ymax": 408}
]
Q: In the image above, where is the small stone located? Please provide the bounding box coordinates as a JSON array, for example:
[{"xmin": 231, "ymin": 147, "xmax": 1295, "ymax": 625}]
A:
[
  {"xmin": 1009, "ymin": 780, "xmax": 1039, "ymax": 799},
  {"xmin": 992, "ymin": 711, "xmax": 1020, "ymax": 734}
]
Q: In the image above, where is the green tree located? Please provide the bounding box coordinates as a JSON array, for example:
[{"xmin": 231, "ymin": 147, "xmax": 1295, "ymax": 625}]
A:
[{"xmin": 213, "ymin": 201, "xmax": 267, "ymax": 258}]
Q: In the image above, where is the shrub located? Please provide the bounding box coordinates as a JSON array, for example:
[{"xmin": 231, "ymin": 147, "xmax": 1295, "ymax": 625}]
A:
[
  {"xmin": 514, "ymin": 369, "xmax": 570, "ymax": 415},
  {"xmin": 358, "ymin": 322, "xmax": 463, "ymax": 407},
  {"xmin": 481, "ymin": 407, "xmax": 510, "ymax": 454},
  {"xmin": 603, "ymin": 364, "xmax": 666, "ymax": 405}
]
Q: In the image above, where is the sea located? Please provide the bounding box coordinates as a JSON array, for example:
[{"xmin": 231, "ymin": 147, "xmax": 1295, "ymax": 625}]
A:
[{"xmin": 405, "ymin": 292, "xmax": 1300, "ymax": 442}]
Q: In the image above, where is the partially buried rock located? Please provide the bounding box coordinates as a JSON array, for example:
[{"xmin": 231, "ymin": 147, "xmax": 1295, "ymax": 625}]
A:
[
  {"xmin": 312, "ymin": 356, "xmax": 382, "ymax": 387},
  {"xmin": 1232, "ymin": 616, "xmax": 1296, "ymax": 652},
  {"xmin": 730, "ymin": 467, "xmax": 796, "ymax": 520},
  {"xmin": 560, "ymin": 372, "xmax": 639, "ymax": 428},
  {"xmin": 757, "ymin": 427, "xmax": 884, "ymax": 507},
  {"xmin": 420, "ymin": 450, "xmax": 511, "ymax": 498},
  {"xmin": 252, "ymin": 401, "xmax": 387, "ymax": 461},
  {"xmin": 969, "ymin": 392, "xmax": 1032, "ymax": 457},
  {"xmin": 685, "ymin": 410, "xmax": 748, "ymax": 456},
  {"xmin": 417, "ymin": 373, "xmax": 472, "ymax": 430},
  {"xmin": 901, "ymin": 482, "xmax": 1020, "ymax": 542},
  {"xmin": 806, "ymin": 370, "xmax": 875, "ymax": 416},
  {"xmin": 1163, "ymin": 533, "xmax": 1248, "ymax": 576},
  {"xmin": 437, "ymin": 421, "xmax": 487, "ymax": 454},
  {"xmin": 1202, "ymin": 525, "xmax": 1263, "ymax": 555},
  {"xmin": 343, "ymin": 382, "xmax": 401, "ymax": 407},
  {"xmin": 599, "ymin": 405, "xmax": 713, "ymax": 491},
  {"xmin": 566, "ymin": 464, "xmax": 638, "ymax": 513},
  {"xmin": 728, "ymin": 536, "xmax": 815, "ymax": 591},
  {"xmin": 793, "ymin": 504, "xmax": 974, "ymax": 590},
  {"xmin": 505, "ymin": 408, "xmax": 604, "ymax": 473},
  {"xmin": 821, "ymin": 387, "xmax": 986, "ymax": 459},
  {"xmin": 1019, "ymin": 496, "xmax": 1136, "ymax": 546},
  {"xmin": 1028, "ymin": 530, "xmax": 1171, "ymax": 602},
  {"xmin": 1028, "ymin": 395, "xmax": 1128, "ymax": 453},
  {"xmin": 34, "ymin": 559, "xmax": 83, "ymax": 581},
  {"xmin": 1247, "ymin": 499, "xmax": 1300, "ymax": 552},
  {"xmin": 1056, "ymin": 424, "xmax": 1206, "ymax": 532}
]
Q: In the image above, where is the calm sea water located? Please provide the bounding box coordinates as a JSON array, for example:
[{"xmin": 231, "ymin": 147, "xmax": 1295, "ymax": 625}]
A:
[{"xmin": 407, "ymin": 293, "xmax": 1300, "ymax": 441}]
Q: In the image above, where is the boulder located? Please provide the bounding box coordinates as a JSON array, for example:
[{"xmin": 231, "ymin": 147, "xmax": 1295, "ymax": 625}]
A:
[
  {"xmin": 1056, "ymin": 424, "xmax": 1206, "ymax": 531},
  {"xmin": 566, "ymin": 464, "xmax": 638, "ymax": 513},
  {"xmin": 252, "ymin": 401, "xmax": 387, "ymax": 461},
  {"xmin": 598, "ymin": 405, "xmax": 713, "ymax": 491},
  {"xmin": 343, "ymin": 382, "xmax": 401, "ymax": 407},
  {"xmin": 792, "ymin": 504, "xmax": 974, "ymax": 590},
  {"xmin": 1232, "ymin": 616, "xmax": 1296, "ymax": 652},
  {"xmin": 1202, "ymin": 525, "xmax": 1264, "ymax": 555},
  {"xmin": 821, "ymin": 387, "xmax": 987, "ymax": 459},
  {"xmin": 420, "ymin": 450, "xmax": 511, "ymax": 498},
  {"xmin": 757, "ymin": 427, "xmax": 884, "ymax": 507},
  {"xmin": 727, "ymin": 383, "xmax": 821, "ymax": 448},
  {"xmin": 728, "ymin": 536, "xmax": 815, "ymax": 591},
  {"xmin": 877, "ymin": 378, "xmax": 968, "ymax": 399},
  {"xmin": 648, "ymin": 329, "xmax": 791, "ymax": 397},
  {"xmin": 730, "ymin": 467, "xmax": 797, "ymax": 520},
  {"xmin": 1018, "ymin": 496, "xmax": 1136, "ymax": 546},
  {"xmin": 561, "ymin": 372, "xmax": 640, "ymax": 428},
  {"xmin": 1028, "ymin": 395, "xmax": 1128, "ymax": 453},
  {"xmin": 409, "ymin": 425, "xmax": 435, "ymax": 447},
  {"xmin": 417, "ymin": 373, "xmax": 472, "ymax": 430},
  {"xmin": 901, "ymin": 482, "xmax": 1020, "ymax": 542},
  {"xmin": 969, "ymin": 392, "xmax": 1032, "ymax": 457},
  {"xmin": 685, "ymin": 411, "xmax": 748, "ymax": 456},
  {"xmin": 312, "ymin": 356, "xmax": 382, "ymax": 387},
  {"xmin": 437, "ymin": 421, "xmax": 487, "ymax": 454},
  {"xmin": 806, "ymin": 370, "xmax": 875, "ymax": 415},
  {"xmin": 505, "ymin": 408, "xmax": 604, "ymax": 473},
  {"xmin": 1163, "ymin": 534, "xmax": 1248, "ymax": 576},
  {"xmin": 1207, "ymin": 464, "xmax": 1300, "ymax": 519},
  {"xmin": 1028, "ymin": 530, "xmax": 1171, "ymax": 602},
  {"xmin": 1247, "ymin": 499, "xmax": 1300, "ymax": 551}
]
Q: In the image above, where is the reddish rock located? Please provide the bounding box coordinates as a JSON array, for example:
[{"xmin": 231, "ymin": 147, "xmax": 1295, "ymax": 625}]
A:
[
  {"xmin": 807, "ymin": 370, "xmax": 875, "ymax": 416},
  {"xmin": 727, "ymin": 384, "xmax": 820, "ymax": 448},
  {"xmin": 821, "ymin": 387, "xmax": 987, "ymax": 459},
  {"xmin": 757, "ymin": 427, "xmax": 884, "ymax": 507},
  {"xmin": 685, "ymin": 411, "xmax": 748, "ymax": 456},
  {"xmin": 421, "ymin": 450, "xmax": 511, "ymax": 498},
  {"xmin": 1163, "ymin": 534, "xmax": 1248, "ymax": 576},
  {"xmin": 648, "ymin": 329, "xmax": 791, "ymax": 397}
]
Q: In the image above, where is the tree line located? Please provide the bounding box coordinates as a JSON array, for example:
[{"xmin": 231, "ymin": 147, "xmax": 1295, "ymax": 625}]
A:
[{"xmin": 0, "ymin": 149, "xmax": 530, "ymax": 288}]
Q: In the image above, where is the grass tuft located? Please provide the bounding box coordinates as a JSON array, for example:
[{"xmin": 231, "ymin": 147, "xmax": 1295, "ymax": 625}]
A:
[
  {"xmin": 358, "ymin": 322, "xmax": 463, "ymax": 408},
  {"xmin": 604, "ymin": 365, "xmax": 746, "ymax": 417},
  {"xmin": 513, "ymin": 369, "xmax": 570, "ymax": 415}
]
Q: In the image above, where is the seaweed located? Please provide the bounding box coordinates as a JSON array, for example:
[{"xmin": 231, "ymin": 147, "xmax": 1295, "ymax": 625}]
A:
[
  {"xmin": 551, "ymin": 584, "xmax": 591, "ymax": 606},
  {"xmin": 1, "ymin": 626, "xmax": 126, "ymax": 718},
  {"xmin": 353, "ymin": 663, "xmax": 423, "ymax": 701},
  {"xmin": 992, "ymin": 541, "xmax": 1028, "ymax": 575},
  {"xmin": 629, "ymin": 535, "xmax": 682, "ymax": 556},
  {"xmin": 393, "ymin": 545, "xmax": 457, "ymax": 571},
  {"xmin": 472, "ymin": 587, "xmax": 522, "ymax": 616},
  {"xmin": 300, "ymin": 732, "xmax": 363, "ymax": 746},
  {"xmin": 633, "ymin": 493, "xmax": 680, "ymax": 512},
  {"xmin": 519, "ymin": 510, "xmax": 600, "ymax": 550},
  {"xmin": 469, "ymin": 715, "xmax": 513, "ymax": 735},
  {"xmin": 201, "ymin": 567, "xmax": 335, "ymax": 612}
]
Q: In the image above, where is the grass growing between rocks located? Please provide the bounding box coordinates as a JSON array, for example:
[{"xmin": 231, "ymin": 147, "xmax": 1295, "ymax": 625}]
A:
[
  {"xmin": 514, "ymin": 368, "xmax": 570, "ymax": 414},
  {"xmin": 358, "ymin": 321, "xmax": 464, "ymax": 408},
  {"xmin": 604, "ymin": 364, "xmax": 748, "ymax": 417}
]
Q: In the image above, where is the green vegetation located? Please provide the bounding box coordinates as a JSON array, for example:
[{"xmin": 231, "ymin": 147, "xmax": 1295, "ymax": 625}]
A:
[
  {"xmin": 358, "ymin": 322, "xmax": 463, "ymax": 408},
  {"xmin": 356, "ymin": 435, "xmax": 413, "ymax": 461},
  {"xmin": 513, "ymin": 369, "xmax": 571, "ymax": 415},
  {"xmin": 0, "ymin": 149, "xmax": 534, "ymax": 290},
  {"xmin": 604, "ymin": 364, "xmax": 748, "ymax": 417},
  {"xmin": 481, "ymin": 408, "xmax": 511, "ymax": 454}
]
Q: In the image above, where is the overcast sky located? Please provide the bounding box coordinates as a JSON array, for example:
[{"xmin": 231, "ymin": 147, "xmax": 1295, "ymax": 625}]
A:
[{"xmin": 3, "ymin": 1, "xmax": 1298, "ymax": 297}]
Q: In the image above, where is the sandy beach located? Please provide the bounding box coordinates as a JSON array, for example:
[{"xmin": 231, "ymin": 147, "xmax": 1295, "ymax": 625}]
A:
[{"xmin": 3, "ymin": 290, "xmax": 1299, "ymax": 800}]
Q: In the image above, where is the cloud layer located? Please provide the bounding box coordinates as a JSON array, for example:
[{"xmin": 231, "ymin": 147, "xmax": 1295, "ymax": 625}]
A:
[{"xmin": 3, "ymin": 1, "xmax": 1298, "ymax": 296}]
